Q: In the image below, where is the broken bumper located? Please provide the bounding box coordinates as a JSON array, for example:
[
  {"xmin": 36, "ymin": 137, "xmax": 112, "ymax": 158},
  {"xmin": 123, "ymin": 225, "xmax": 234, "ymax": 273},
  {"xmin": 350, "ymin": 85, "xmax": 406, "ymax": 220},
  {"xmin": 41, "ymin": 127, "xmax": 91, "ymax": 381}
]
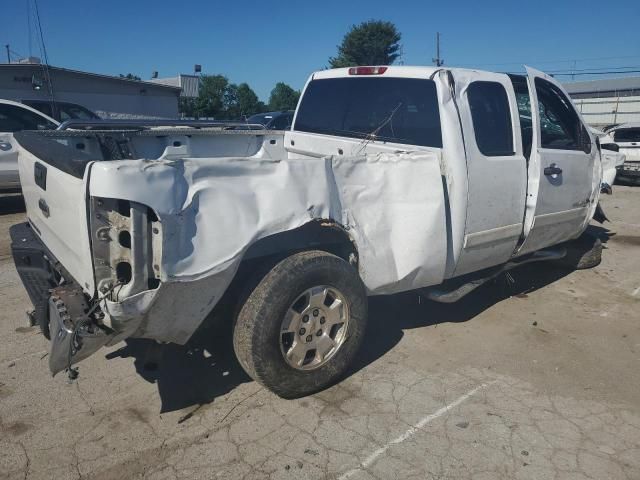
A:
[{"xmin": 10, "ymin": 222, "xmax": 111, "ymax": 375}]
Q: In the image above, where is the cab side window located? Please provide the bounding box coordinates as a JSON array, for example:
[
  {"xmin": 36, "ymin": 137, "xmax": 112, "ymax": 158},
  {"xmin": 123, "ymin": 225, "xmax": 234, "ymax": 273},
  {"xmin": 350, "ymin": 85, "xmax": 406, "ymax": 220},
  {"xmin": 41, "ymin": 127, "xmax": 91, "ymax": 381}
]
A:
[
  {"xmin": 467, "ymin": 81, "xmax": 514, "ymax": 156},
  {"xmin": 534, "ymin": 78, "xmax": 590, "ymax": 153}
]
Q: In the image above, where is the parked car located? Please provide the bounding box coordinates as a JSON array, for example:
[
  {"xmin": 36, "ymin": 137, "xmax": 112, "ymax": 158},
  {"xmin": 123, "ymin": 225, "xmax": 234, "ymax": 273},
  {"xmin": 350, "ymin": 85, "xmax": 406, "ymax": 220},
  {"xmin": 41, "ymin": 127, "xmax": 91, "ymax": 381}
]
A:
[
  {"xmin": 590, "ymin": 127, "xmax": 625, "ymax": 187},
  {"xmin": 606, "ymin": 123, "xmax": 640, "ymax": 185},
  {"xmin": 21, "ymin": 100, "xmax": 100, "ymax": 122},
  {"xmin": 246, "ymin": 110, "xmax": 294, "ymax": 130},
  {"xmin": 11, "ymin": 66, "xmax": 604, "ymax": 398},
  {"xmin": 0, "ymin": 99, "xmax": 59, "ymax": 192}
]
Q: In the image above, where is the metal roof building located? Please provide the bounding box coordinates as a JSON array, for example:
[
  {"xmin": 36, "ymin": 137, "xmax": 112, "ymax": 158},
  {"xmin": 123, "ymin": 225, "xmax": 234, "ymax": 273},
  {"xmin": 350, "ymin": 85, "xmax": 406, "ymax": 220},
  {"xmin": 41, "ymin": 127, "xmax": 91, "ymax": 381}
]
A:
[
  {"xmin": 150, "ymin": 74, "xmax": 200, "ymax": 98},
  {"xmin": 564, "ymin": 76, "xmax": 640, "ymax": 127},
  {"xmin": 0, "ymin": 62, "xmax": 181, "ymax": 119}
]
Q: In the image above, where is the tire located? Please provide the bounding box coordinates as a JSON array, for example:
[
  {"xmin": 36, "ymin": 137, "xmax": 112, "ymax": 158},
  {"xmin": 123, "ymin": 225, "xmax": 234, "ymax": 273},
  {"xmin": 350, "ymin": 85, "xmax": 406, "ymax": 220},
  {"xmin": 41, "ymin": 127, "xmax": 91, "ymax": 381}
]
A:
[
  {"xmin": 556, "ymin": 233, "xmax": 602, "ymax": 270},
  {"xmin": 233, "ymin": 250, "xmax": 367, "ymax": 398}
]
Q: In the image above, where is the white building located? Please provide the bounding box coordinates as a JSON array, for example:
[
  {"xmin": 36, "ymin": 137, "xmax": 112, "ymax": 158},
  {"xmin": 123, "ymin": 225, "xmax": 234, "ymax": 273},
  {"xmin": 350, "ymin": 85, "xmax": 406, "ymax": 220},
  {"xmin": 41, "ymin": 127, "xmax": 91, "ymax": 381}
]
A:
[
  {"xmin": 0, "ymin": 62, "xmax": 181, "ymax": 119},
  {"xmin": 564, "ymin": 76, "xmax": 640, "ymax": 128}
]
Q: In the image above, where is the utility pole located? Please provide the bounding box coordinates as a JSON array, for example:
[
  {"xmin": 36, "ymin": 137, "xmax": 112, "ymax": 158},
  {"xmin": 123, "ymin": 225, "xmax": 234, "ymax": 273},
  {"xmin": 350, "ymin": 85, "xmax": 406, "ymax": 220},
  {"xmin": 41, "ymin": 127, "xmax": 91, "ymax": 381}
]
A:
[
  {"xmin": 432, "ymin": 32, "xmax": 444, "ymax": 67},
  {"xmin": 5, "ymin": 44, "xmax": 10, "ymax": 63}
]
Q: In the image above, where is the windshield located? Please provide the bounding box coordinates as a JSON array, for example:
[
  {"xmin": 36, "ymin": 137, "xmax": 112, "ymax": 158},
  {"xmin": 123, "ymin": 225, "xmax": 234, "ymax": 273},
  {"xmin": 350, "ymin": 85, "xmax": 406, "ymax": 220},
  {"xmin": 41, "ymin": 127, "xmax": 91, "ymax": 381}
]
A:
[
  {"xmin": 58, "ymin": 103, "xmax": 100, "ymax": 121},
  {"xmin": 614, "ymin": 128, "xmax": 640, "ymax": 143},
  {"xmin": 294, "ymin": 77, "xmax": 442, "ymax": 148}
]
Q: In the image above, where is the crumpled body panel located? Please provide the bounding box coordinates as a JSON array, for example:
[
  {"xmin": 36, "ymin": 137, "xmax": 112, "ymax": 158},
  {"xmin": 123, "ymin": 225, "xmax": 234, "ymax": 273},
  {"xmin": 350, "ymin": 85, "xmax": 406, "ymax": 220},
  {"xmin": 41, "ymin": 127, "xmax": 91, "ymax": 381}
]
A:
[{"xmin": 90, "ymin": 151, "xmax": 447, "ymax": 343}]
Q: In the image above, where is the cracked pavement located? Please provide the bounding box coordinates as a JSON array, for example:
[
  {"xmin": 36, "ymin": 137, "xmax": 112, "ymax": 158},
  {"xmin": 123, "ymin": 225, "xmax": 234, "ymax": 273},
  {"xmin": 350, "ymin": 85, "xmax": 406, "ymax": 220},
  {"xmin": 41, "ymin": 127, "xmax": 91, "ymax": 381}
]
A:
[{"xmin": 1, "ymin": 188, "xmax": 639, "ymax": 480}]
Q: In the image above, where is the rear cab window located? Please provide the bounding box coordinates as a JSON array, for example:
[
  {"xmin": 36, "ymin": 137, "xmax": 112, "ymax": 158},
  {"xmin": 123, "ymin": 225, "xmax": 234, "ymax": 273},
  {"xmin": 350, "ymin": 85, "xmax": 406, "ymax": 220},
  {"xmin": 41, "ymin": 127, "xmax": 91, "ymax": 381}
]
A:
[{"xmin": 294, "ymin": 77, "xmax": 442, "ymax": 148}]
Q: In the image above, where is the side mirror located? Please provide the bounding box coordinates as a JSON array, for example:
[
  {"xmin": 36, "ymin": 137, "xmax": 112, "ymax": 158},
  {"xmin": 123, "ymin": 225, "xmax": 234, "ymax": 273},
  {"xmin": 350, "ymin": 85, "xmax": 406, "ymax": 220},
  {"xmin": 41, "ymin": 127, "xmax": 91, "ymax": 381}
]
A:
[{"xmin": 601, "ymin": 143, "xmax": 619, "ymax": 152}]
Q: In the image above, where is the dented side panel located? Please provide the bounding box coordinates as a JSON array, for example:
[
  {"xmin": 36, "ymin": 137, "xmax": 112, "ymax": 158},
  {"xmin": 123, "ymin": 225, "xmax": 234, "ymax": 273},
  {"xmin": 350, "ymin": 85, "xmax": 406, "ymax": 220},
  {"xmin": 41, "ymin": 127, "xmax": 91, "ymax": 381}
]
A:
[{"xmin": 88, "ymin": 152, "xmax": 446, "ymax": 343}]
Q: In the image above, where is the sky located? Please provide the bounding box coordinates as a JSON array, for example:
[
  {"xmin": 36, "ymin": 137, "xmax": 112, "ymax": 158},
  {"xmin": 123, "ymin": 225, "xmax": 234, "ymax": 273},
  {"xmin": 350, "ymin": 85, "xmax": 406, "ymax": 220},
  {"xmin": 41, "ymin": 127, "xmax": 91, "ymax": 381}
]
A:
[{"xmin": 3, "ymin": 0, "xmax": 640, "ymax": 101}]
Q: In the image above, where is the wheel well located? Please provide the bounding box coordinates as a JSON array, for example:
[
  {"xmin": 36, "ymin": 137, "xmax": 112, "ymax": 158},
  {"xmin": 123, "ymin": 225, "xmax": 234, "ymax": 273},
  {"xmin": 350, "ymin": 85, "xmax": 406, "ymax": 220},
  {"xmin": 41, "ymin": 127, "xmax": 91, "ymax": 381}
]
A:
[
  {"xmin": 242, "ymin": 219, "xmax": 358, "ymax": 266},
  {"xmin": 206, "ymin": 220, "xmax": 359, "ymax": 330}
]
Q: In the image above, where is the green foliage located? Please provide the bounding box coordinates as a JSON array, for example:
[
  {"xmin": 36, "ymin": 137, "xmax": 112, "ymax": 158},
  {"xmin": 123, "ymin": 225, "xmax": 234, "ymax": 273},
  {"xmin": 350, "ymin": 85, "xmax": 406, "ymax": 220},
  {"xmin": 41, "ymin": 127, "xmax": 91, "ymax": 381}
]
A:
[
  {"xmin": 179, "ymin": 76, "xmax": 266, "ymax": 119},
  {"xmin": 329, "ymin": 20, "xmax": 401, "ymax": 68},
  {"xmin": 268, "ymin": 83, "xmax": 300, "ymax": 111},
  {"xmin": 194, "ymin": 74, "xmax": 229, "ymax": 118},
  {"xmin": 119, "ymin": 73, "xmax": 142, "ymax": 81},
  {"xmin": 236, "ymin": 83, "xmax": 262, "ymax": 117}
]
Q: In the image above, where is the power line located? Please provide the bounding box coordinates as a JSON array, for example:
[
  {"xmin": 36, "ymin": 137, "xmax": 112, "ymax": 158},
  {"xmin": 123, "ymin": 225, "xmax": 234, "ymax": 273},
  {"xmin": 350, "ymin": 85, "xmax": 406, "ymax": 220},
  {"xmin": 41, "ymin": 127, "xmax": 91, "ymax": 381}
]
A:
[
  {"xmin": 550, "ymin": 70, "xmax": 640, "ymax": 76},
  {"xmin": 459, "ymin": 55, "xmax": 640, "ymax": 69}
]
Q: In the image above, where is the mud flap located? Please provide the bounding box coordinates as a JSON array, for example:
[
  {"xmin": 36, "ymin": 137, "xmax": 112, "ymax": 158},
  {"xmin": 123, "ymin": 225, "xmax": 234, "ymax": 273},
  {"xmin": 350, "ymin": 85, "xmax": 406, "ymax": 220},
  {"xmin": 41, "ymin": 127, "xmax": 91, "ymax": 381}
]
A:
[{"xmin": 593, "ymin": 202, "xmax": 608, "ymax": 224}]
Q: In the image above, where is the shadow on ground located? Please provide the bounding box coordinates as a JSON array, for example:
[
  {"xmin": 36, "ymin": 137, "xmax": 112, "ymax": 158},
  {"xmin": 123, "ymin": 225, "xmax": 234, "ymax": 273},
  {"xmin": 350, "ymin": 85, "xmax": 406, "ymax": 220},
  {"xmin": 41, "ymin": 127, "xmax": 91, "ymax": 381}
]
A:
[
  {"xmin": 0, "ymin": 194, "xmax": 25, "ymax": 215},
  {"xmin": 107, "ymin": 257, "xmax": 589, "ymax": 413}
]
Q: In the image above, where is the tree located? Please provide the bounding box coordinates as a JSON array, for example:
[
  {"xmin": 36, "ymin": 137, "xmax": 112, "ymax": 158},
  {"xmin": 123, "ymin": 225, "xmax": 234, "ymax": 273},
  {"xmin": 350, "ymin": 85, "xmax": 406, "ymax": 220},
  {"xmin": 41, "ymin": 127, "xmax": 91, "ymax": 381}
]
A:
[
  {"xmin": 119, "ymin": 73, "xmax": 141, "ymax": 81},
  {"xmin": 268, "ymin": 83, "xmax": 300, "ymax": 111},
  {"xmin": 235, "ymin": 83, "xmax": 262, "ymax": 117},
  {"xmin": 178, "ymin": 97, "xmax": 197, "ymax": 118},
  {"xmin": 329, "ymin": 20, "xmax": 401, "ymax": 68},
  {"xmin": 178, "ymin": 75, "xmax": 265, "ymax": 119},
  {"xmin": 194, "ymin": 74, "xmax": 229, "ymax": 118}
]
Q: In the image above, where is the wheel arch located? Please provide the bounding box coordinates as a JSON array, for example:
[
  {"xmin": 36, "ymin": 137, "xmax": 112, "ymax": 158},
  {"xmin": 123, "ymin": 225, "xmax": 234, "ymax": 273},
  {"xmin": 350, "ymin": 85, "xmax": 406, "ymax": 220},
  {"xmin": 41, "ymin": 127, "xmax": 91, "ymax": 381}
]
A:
[{"xmin": 241, "ymin": 219, "xmax": 359, "ymax": 267}]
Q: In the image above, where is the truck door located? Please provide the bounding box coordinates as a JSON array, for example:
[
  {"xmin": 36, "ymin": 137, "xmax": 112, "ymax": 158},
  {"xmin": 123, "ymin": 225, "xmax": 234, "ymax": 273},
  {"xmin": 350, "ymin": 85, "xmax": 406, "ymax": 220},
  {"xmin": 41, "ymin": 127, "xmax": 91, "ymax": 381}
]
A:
[
  {"xmin": 451, "ymin": 70, "xmax": 528, "ymax": 276},
  {"xmin": 516, "ymin": 67, "xmax": 598, "ymax": 255}
]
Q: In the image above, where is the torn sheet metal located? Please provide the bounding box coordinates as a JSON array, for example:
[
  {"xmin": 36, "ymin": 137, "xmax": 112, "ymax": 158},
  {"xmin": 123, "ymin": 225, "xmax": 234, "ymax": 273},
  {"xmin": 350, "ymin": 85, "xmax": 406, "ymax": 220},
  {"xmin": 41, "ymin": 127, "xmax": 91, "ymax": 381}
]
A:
[{"xmin": 89, "ymin": 151, "xmax": 447, "ymax": 344}]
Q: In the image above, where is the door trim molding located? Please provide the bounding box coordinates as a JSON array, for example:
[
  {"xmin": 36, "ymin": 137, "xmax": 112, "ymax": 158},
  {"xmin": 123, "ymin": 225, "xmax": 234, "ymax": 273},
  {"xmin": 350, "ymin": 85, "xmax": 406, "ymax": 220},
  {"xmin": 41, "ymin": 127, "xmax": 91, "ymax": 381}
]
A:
[
  {"xmin": 532, "ymin": 207, "xmax": 588, "ymax": 228},
  {"xmin": 463, "ymin": 223, "xmax": 523, "ymax": 249}
]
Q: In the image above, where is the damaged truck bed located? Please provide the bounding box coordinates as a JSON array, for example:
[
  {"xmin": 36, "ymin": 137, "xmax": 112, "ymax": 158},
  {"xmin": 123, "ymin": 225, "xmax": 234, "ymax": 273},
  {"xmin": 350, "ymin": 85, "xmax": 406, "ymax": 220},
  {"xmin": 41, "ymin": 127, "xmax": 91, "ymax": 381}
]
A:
[{"xmin": 11, "ymin": 65, "xmax": 604, "ymax": 398}]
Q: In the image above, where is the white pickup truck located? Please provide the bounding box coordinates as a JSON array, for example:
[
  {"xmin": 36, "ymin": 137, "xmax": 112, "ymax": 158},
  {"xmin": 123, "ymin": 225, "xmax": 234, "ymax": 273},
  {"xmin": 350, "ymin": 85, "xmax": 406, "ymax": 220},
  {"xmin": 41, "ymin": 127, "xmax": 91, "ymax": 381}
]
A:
[{"xmin": 11, "ymin": 66, "xmax": 604, "ymax": 398}]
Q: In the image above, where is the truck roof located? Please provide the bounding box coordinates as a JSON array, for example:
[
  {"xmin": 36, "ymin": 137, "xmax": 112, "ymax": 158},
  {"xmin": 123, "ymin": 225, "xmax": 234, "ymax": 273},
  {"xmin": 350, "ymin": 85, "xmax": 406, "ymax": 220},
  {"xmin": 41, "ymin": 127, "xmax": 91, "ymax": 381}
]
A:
[{"xmin": 310, "ymin": 65, "xmax": 508, "ymax": 80}]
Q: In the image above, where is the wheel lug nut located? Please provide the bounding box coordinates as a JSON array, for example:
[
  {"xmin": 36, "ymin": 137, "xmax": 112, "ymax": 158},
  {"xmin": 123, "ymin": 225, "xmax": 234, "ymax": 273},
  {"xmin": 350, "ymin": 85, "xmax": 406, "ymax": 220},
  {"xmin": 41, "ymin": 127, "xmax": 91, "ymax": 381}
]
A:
[
  {"xmin": 320, "ymin": 317, "xmax": 325, "ymax": 324},
  {"xmin": 306, "ymin": 335, "xmax": 313, "ymax": 342},
  {"xmin": 316, "ymin": 329, "xmax": 322, "ymax": 336},
  {"xmin": 299, "ymin": 328, "xmax": 306, "ymax": 335},
  {"xmin": 313, "ymin": 309, "xmax": 319, "ymax": 317},
  {"xmin": 302, "ymin": 315, "xmax": 309, "ymax": 323}
]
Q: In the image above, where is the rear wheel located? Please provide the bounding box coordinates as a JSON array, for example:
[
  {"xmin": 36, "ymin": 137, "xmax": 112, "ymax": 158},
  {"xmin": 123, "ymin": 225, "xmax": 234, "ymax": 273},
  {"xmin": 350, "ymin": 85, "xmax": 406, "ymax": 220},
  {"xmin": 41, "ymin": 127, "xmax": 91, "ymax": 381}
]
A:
[{"xmin": 233, "ymin": 250, "xmax": 367, "ymax": 398}]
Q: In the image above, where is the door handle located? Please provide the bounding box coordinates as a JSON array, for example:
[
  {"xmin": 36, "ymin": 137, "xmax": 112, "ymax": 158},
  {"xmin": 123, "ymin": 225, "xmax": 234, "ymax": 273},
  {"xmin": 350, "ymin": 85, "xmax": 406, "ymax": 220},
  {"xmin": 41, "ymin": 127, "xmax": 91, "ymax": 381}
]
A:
[
  {"xmin": 38, "ymin": 198, "xmax": 50, "ymax": 218},
  {"xmin": 544, "ymin": 165, "xmax": 563, "ymax": 176},
  {"xmin": 0, "ymin": 141, "xmax": 12, "ymax": 151}
]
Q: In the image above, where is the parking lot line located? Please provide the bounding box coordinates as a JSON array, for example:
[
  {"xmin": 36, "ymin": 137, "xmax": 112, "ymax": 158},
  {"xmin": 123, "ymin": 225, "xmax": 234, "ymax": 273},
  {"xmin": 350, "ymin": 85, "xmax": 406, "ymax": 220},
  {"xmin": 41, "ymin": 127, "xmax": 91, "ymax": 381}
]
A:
[{"xmin": 338, "ymin": 380, "xmax": 496, "ymax": 479}]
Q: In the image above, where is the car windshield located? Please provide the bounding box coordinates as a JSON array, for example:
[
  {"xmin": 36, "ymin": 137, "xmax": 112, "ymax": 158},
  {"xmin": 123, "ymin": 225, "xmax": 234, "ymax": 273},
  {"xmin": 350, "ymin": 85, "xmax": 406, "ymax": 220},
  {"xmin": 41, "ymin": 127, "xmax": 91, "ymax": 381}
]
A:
[
  {"xmin": 58, "ymin": 103, "xmax": 100, "ymax": 121},
  {"xmin": 0, "ymin": 103, "xmax": 58, "ymax": 132},
  {"xmin": 614, "ymin": 128, "xmax": 640, "ymax": 143}
]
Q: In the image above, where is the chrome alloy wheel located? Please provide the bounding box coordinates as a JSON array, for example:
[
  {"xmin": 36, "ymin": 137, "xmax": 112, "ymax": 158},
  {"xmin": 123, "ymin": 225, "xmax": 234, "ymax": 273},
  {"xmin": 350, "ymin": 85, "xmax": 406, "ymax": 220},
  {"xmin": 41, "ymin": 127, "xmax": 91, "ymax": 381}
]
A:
[{"xmin": 279, "ymin": 285, "xmax": 350, "ymax": 370}]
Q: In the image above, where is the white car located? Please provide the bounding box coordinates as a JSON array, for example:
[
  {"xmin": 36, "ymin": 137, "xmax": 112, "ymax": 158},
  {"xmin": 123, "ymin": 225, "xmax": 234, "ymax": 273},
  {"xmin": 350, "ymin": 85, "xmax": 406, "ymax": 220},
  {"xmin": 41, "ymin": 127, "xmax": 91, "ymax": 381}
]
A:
[
  {"xmin": 590, "ymin": 127, "xmax": 625, "ymax": 187},
  {"xmin": 606, "ymin": 123, "xmax": 640, "ymax": 184},
  {"xmin": 0, "ymin": 99, "xmax": 59, "ymax": 191}
]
